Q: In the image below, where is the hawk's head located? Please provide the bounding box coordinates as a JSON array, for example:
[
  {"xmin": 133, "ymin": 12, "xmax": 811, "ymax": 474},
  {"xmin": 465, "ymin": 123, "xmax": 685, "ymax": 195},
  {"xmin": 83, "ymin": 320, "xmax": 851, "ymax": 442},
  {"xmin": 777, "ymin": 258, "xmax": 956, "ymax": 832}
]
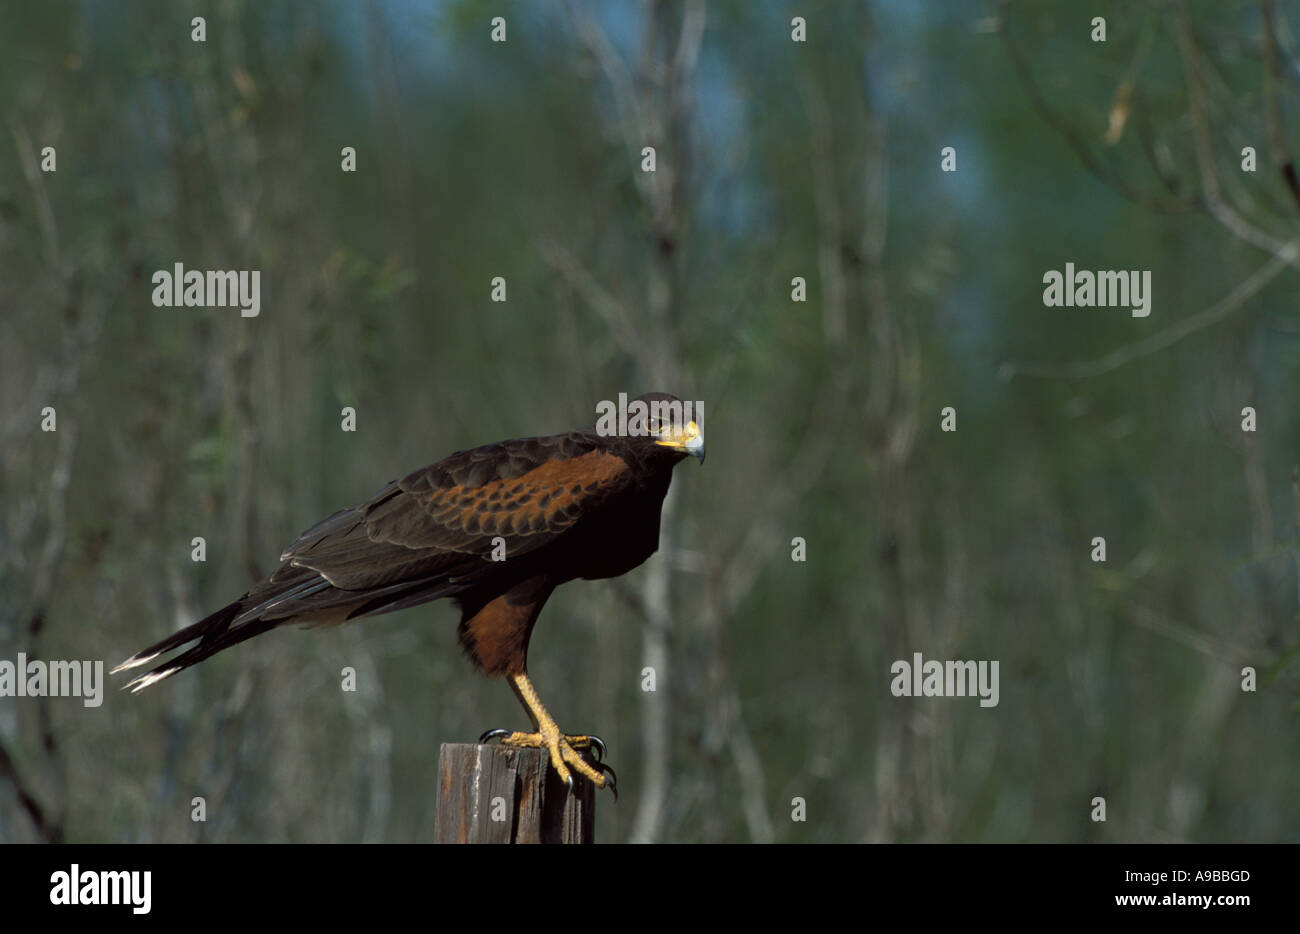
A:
[{"xmin": 605, "ymin": 391, "xmax": 705, "ymax": 465}]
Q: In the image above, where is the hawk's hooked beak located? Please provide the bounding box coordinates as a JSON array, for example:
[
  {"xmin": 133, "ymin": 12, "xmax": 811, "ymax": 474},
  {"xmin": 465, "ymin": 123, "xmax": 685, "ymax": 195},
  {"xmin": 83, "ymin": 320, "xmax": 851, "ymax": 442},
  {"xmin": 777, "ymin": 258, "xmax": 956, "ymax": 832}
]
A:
[{"xmin": 655, "ymin": 420, "xmax": 705, "ymax": 464}]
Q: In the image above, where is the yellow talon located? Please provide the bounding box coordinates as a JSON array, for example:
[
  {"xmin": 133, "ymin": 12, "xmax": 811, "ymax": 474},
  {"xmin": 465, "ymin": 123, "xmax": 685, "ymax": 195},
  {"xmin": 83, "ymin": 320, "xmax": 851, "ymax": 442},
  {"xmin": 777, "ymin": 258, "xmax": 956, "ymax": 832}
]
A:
[{"xmin": 481, "ymin": 673, "xmax": 615, "ymax": 794}]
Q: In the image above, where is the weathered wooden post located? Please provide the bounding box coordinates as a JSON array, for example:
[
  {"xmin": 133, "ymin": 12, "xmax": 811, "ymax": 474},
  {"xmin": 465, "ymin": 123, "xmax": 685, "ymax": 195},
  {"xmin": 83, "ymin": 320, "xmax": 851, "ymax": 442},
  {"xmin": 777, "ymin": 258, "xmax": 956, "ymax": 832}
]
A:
[{"xmin": 434, "ymin": 743, "xmax": 595, "ymax": 843}]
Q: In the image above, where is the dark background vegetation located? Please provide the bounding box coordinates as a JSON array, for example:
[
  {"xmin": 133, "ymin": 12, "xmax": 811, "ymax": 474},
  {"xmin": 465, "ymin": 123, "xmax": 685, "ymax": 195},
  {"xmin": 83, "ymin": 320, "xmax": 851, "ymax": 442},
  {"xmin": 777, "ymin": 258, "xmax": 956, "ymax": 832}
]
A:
[{"xmin": 2, "ymin": 0, "xmax": 1298, "ymax": 843}]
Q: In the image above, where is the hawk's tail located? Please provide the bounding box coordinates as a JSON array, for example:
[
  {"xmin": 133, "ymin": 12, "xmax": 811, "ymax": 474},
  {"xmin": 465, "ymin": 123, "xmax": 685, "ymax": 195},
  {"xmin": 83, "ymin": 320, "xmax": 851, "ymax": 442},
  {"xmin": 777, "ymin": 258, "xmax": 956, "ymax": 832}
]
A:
[{"xmin": 111, "ymin": 600, "xmax": 277, "ymax": 693}]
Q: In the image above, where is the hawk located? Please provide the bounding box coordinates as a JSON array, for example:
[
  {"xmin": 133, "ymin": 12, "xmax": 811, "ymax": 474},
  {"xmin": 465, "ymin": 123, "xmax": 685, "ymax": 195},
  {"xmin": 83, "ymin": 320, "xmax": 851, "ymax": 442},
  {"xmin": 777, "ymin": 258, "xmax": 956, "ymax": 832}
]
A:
[{"xmin": 114, "ymin": 392, "xmax": 703, "ymax": 792}]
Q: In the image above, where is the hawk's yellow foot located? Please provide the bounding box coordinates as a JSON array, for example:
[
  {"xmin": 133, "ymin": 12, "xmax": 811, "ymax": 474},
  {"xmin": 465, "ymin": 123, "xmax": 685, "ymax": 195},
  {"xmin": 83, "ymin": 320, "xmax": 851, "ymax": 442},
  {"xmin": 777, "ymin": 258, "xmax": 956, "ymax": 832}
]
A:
[
  {"xmin": 479, "ymin": 673, "xmax": 618, "ymax": 797},
  {"xmin": 480, "ymin": 728, "xmax": 615, "ymax": 793}
]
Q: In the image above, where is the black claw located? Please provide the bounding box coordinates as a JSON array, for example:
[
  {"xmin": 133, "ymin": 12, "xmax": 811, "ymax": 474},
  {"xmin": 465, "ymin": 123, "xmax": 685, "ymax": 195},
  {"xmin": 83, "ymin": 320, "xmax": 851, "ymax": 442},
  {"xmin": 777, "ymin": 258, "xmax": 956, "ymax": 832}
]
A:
[
  {"xmin": 599, "ymin": 762, "xmax": 618, "ymax": 801},
  {"xmin": 587, "ymin": 735, "xmax": 607, "ymax": 763},
  {"xmin": 564, "ymin": 773, "xmax": 575, "ymax": 793},
  {"xmin": 479, "ymin": 728, "xmax": 512, "ymax": 744}
]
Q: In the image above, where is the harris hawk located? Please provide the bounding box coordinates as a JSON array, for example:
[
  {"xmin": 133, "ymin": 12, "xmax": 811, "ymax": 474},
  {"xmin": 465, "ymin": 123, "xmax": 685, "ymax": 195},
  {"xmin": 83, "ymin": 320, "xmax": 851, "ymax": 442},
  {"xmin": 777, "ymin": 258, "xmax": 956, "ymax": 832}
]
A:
[{"xmin": 114, "ymin": 392, "xmax": 703, "ymax": 792}]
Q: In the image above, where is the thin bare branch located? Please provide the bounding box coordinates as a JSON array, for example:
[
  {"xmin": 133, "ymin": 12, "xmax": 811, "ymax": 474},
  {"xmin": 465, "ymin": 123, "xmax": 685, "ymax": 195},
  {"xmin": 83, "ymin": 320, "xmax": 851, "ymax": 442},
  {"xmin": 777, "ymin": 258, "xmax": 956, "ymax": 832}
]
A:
[
  {"xmin": 0, "ymin": 740, "xmax": 61, "ymax": 843},
  {"xmin": 566, "ymin": 0, "xmax": 644, "ymax": 155},
  {"xmin": 998, "ymin": 2, "xmax": 1192, "ymax": 214},
  {"xmin": 1261, "ymin": 0, "xmax": 1300, "ymax": 212},
  {"xmin": 1003, "ymin": 240, "xmax": 1300, "ymax": 380},
  {"xmin": 1176, "ymin": 4, "xmax": 1300, "ymax": 267},
  {"xmin": 537, "ymin": 240, "xmax": 644, "ymax": 358},
  {"xmin": 8, "ymin": 118, "xmax": 60, "ymax": 269}
]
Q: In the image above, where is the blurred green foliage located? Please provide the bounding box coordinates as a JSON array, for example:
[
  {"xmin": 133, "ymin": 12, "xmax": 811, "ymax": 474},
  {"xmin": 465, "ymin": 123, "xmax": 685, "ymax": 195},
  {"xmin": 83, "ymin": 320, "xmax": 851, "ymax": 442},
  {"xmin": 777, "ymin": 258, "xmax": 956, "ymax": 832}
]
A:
[{"xmin": 1, "ymin": 0, "xmax": 1298, "ymax": 843}]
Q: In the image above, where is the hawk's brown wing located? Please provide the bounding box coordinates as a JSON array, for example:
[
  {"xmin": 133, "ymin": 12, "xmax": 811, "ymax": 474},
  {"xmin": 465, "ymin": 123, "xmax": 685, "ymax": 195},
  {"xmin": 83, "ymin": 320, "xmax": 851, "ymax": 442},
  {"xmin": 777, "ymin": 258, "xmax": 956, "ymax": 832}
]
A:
[{"xmin": 283, "ymin": 432, "xmax": 637, "ymax": 587}]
